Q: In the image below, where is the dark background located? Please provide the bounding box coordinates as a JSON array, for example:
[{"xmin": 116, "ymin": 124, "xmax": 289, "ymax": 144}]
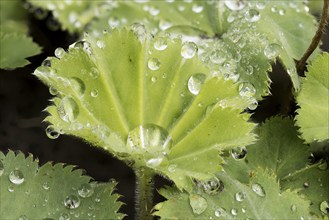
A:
[{"xmin": 0, "ymin": 9, "xmax": 328, "ymax": 219}]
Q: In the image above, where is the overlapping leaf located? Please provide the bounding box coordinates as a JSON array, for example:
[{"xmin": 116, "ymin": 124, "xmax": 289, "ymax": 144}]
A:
[
  {"xmin": 0, "ymin": 150, "xmax": 124, "ymax": 219},
  {"xmin": 34, "ymin": 27, "xmax": 256, "ymax": 190},
  {"xmin": 296, "ymin": 53, "xmax": 329, "ymax": 143},
  {"xmin": 0, "ymin": 0, "xmax": 41, "ymax": 69}
]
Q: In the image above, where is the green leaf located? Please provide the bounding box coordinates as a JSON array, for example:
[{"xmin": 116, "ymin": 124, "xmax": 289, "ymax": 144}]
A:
[
  {"xmin": 0, "ymin": 32, "xmax": 42, "ymax": 69},
  {"xmin": 0, "ymin": 150, "xmax": 124, "ymax": 219},
  {"xmin": 296, "ymin": 52, "xmax": 329, "ymax": 143},
  {"xmin": 34, "ymin": 27, "xmax": 256, "ymax": 190},
  {"xmin": 154, "ymin": 168, "xmax": 310, "ymax": 219}
]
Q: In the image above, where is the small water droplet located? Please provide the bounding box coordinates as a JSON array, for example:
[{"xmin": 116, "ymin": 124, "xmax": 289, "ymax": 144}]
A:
[
  {"xmin": 192, "ymin": 4, "xmax": 203, "ymax": 13},
  {"xmin": 8, "ymin": 185, "xmax": 14, "ymax": 192},
  {"xmin": 168, "ymin": 164, "xmax": 177, "ymax": 173},
  {"xmin": 242, "ymin": 207, "xmax": 246, "ymax": 213},
  {"xmin": 235, "ymin": 191, "xmax": 246, "ymax": 202},
  {"xmin": 9, "ymin": 169, "xmax": 24, "ymax": 185},
  {"xmin": 210, "ymin": 50, "xmax": 226, "ymax": 64},
  {"xmin": 42, "ymin": 59, "xmax": 52, "ymax": 67},
  {"xmin": 55, "ymin": 47, "xmax": 65, "ymax": 59},
  {"xmin": 231, "ymin": 208, "xmax": 238, "ymax": 216},
  {"xmin": 95, "ymin": 197, "xmax": 101, "ymax": 203},
  {"xmin": 246, "ymin": 65, "xmax": 254, "ymax": 75},
  {"xmin": 248, "ymin": 98, "xmax": 258, "ymax": 110},
  {"xmin": 225, "ymin": 0, "xmax": 246, "ymax": 11},
  {"xmin": 231, "ymin": 146, "xmax": 247, "ymax": 159},
  {"xmin": 18, "ymin": 215, "xmax": 28, "ymax": 220},
  {"xmin": 108, "ymin": 17, "xmax": 120, "ymax": 27},
  {"xmin": 264, "ymin": 43, "xmax": 282, "ymax": 59},
  {"xmin": 291, "ymin": 204, "xmax": 297, "ymax": 212},
  {"xmin": 251, "ymin": 183, "xmax": 266, "ymax": 197},
  {"xmin": 43, "ymin": 182, "xmax": 50, "ymax": 190},
  {"xmin": 90, "ymin": 89, "xmax": 99, "ymax": 97},
  {"xmin": 49, "ymin": 87, "xmax": 58, "ymax": 96},
  {"xmin": 303, "ymin": 182, "xmax": 309, "ymax": 188},
  {"xmin": 159, "ymin": 19, "xmax": 172, "ymax": 30},
  {"xmin": 189, "ymin": 194, "xmax": 208, "ymax": 215},
  {"xmin": 78, "ymin": 183, "xmax": 94, "ymax": 198},
  {"xmin": 245, "ymin": 9, "xmax": 260, "ymax": 22},
  {"xmin": 0, "ymin": 160, "xmax": 4, "ymax": 176},
  {"xmin": 148, "ymin": 58, "xmax": 161, "ymax": 71},
  {"xmin": 96, "ymin": 40, "xmax": 106, "ymax": 49},
  {"xmin": 70, "ymin": 77, "xmax": 86, "ymax": 96},
  {"xmin": 198, "ymin": 177, "xmax": 224, "ymax": 195},
  {"xmin": 34, "ymin": 66, "xmax": 52, "ymax": 76},
  {"xmin": 64, "ymin": 195, "xmax": 80, "ymax": 209},
  {"xmin": 89, "ymin": 67, "xmax": 100, "ymax": 79},
  {"xmin": 181, "ymin": 42, "xmax": 198, "ymax": 59},
  {"xmin": 59, "ymin": 213, "xmax": 70, "ymax": 220},
  {"xmin": 146, "ymin": 157, "xmax": 164, "ymax": 168},
  {"xmin": 154, "ymin": 37, "xmax": 168, "ymax": 51},
  {"xmin": 278, "ymin": 9, "xmax": 285, "ymax": 15},
  {"xmin": 187, "ymin": 73, "xmax": 206, "ymax": 95},
  {"xmin": 256, "ymin": 2, "xmax": 266, "ymax": 9},
  {"xmin": 131, "ymin": 23, "xmax": 147, "ymax": 42},
  {"xmin": 318, "ymin": 159, "xmax": 328, "ymax": 170},
  {"xmin": 320, "ymin": 201, "xmax": 329, "ymax": 214},
  {"xmin": 57, "ymin": 97, "xmax": 79, "ymax": 122},
  {"xmin": 46, "ymin": 126, "xmax": 60, "ymax": 139}
]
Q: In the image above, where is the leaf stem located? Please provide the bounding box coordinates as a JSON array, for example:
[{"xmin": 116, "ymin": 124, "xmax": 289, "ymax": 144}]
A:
[
  {"xmin": 296, "ymin": 0, "xmax": 329, "ymax": 75},
  {"xmin": 134, "ymin": 167, "xmax": 154, "ymax": 220}
]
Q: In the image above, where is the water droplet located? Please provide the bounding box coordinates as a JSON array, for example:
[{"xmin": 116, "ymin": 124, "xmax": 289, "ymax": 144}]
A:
[
  {"xmin": 49, "ymin": 87, "xmax": 58, "ymax": 96},
  {"xmin": 108, "ymin": 17, "xmax": 120, "ymax": 27},
  {"xmin": 8, "ymin": 185, "xmax": 14, "ymax": 192},
  {"xmin": 318, "ymin": 159, "xmax": 328, "ymax": 170},
  {"xmin": 70, "ymin": 77, "xmax": 86, "ymax": 96},
  {"xmin": 43, "ymin": 182, "xmax": 50, "ymax": 190},
  {"xmin": 78, "ymin": 183, "xmax": 94, "ymax": 198},
  {"xmin": 46, "ymin": 126, "xmax": 60, "ymax": 139},
  {"xmin": 231, "ymin": 146, "xmax": 247, "ymax": 159},
  {"xmin": 90, "ymin": 89, "xmax": 99, "ymax": 97},
  {"xmin": 235, "ymin": 191, "xmax": 246, "ymax": 202},
  {"xmin": 239, "ymin": 82, "xmax": 256, "ymax": 98},
  {"xmin": 192, "ymin": 4, "xmax": 203, "ymax": 13},
  {"xmin": 131, "ymin": 23, "xmax": 147, "ymax": 42},
  {"xmin": 154, "ymin": 37, "xmax": 168, "ymax": 51},
  {"xmin": 251, "ymin": 183, "xmax": 266, "ymax": 197},
  {"xmin": 320, "ymin": 201, "xmax": 329, "ymax": 214},
  {"xmin": 148, "ymin": 58, "xmax": 161, "ymax": 71},
  {"xmin": 245, "ymin": 9, "xmax": 261, "ymax": 22},
  {"xmin": 198, "ymin": 177, "xmax": 224, "ymax": 195},
  {"xmin": 96, "ymin": 40, "xmax": 106, "ymax": 49},
  {"xmin": 246, "ymin": 65, "xmax": 254, "ymax": 75},
  {"xmin": 95, "ymin": 197, "xmax": 101, "ymax": 203},
  {"xmin": 225, "ymin": 0, "xmax": 246, "ymax": 11},
  {"xmin": 291, "ymin": 204, "xmax": 297, "ymax": 212},
  {"xmin": 18, "ymin": 215, "xmax": 28, "ymax": 220},
  {"xmin": 210, "ymin": 50, "xmax": 226, "ymax": 64},
  {"xmin": 303, "ymin": 182, "xmax": 309, "ymax": 188},
  {"xmin": 55, "ymin": 47, "xmax": 65, "ymax": 59},
  {"xmin": 256, "ymin": 2, "xmax": 266, "ymax": 9},
  {"xmin": 168, "ymin": 164, "xmax": 177, "ymax": 173},
  {"xmin": 42, "ymin": 59, "xmax": 52, "ymax": 67},
  {"xmin": 278, "ymin": 9, "xmax": 285, "ymax": 15},
  {"xmin": 0, "ymin": 160, "xmax": 4, "ymax": 176},
  {"xmin": 189, "ymin": 194, "xmax": 208, "ymax": 215},
  {"xmin": 231, "ymin": 208, "xmax": 238, "ymax": 216},
  {"xmin": 264, "ymin": 43, "xmax": 282, "ymax": 59},
  {"xmin": 146, "ymin": 157, "xmax": 164, "ymax": 168},
  {"xmin": 187, "ymin": 73, "xmax": 206, "ymax": 95},
  {"xmin": 9, "ymin": 169, "xmax": 24, "ymax": 185},
  {"xmin": 34, "ymin": 66, "xmax": 52, "ymax": 76},
  {"xmin": 159, "ymin": 19, "xmax": 172, "ymax": 30},
  {"xmin": 59, "ymin": 213, "xmax": 70, "ymax": 220},
  {"xmin": 248, "ymin": 98, "xmax": 258, "ymax": 110},
  {"xmin": 64, "ymin": 195, "xmax": 80, "ymax": 209},
  {"xmin": 89, "ymin": 67, "xmax": 99, "ymax": 79},
  {"xmin": 242, "ymin": 207, "xmax": 246, "ymax": 213},
  {"xmin": 57, "ymin": 97, "xmax": 79, "ymax": 122},
  {"xmin": 181, "ymin": 42, "xmax": 198, "ymax": 59}
]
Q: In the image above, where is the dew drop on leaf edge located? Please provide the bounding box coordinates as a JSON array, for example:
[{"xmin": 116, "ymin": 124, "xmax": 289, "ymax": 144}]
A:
[
  {"xmin": 0, "ymin": 160, "xmax": 4, "ymax": 176},
  {"xmin": 78, "ymin": 183, "xmax": 94, "ymax": 198},
  {"xmin": 251, "ymin": 183, "xmax": 266, "ymax": 197},
  {"xmin": 46, "ymin": 126, "xmax": 60, "ymax": 139}
]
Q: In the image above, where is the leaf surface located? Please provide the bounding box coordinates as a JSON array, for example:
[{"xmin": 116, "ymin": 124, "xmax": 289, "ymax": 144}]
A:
[
  {"xmin": 0, "ymin": 150, "xmax": 124, "ymax": 219},
  {"xmin": 296, "ymin": 52, "xmax": 329, "ymax": 143},
  {"xmin": 34, "ymin": 28, "xmax": 256, "ymax": 190}
]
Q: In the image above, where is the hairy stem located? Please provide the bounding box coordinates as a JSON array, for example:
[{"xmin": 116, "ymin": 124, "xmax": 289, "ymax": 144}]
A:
[
  {"xmin": 296, "ymin": 0, "xmax": 329, "ymax": 75},
  {"xmin": 135, "ymin": 167, "xmax": 154, "ymax": 220}
]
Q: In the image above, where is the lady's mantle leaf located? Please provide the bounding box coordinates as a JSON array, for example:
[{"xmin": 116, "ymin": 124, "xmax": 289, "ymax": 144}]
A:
[
  {"xmin": 34, "ymin": 27, "xmax": 256, "ymax": 190},
  {"xmin": 154, "ymin": 168, "xmax": 310, "ymax": 219},
  {"xmin": 0, "ymin": 150, "xmax": 124, "ymax": 220},
  {"xmin": 296, "ymin": 53, "xmax": 329, "ymax": 143}
]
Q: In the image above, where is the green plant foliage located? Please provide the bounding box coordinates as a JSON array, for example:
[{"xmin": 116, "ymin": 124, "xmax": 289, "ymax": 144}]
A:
[
  {"xmin": 0, "ymin": 150, "xmax": 124, "ymax": 219},
  {"xmin": 28, "ymin": 0, "xmax": 102, "ymax": 33},
  {"xmin": 33, "ymin": 27, "xmax": 256, "ymax": 190},
  {"xmin": 296, "ymin": 52, "xmax": 329, "ymax": 143},
  {"xmin": 0, "ymin": 0, "xmax": 42, "ymax": 69},
  {"xmin": 154, "ymin": 167, "xmax": 310, "ymax": 219}
]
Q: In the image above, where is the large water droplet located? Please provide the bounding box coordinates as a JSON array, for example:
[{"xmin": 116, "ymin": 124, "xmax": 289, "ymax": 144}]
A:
[
  {"xmin": 231, "ymin": 146, "xmax": 247, "ymax": 159},
  {"xmin": 198, "ymin": 177, "xmax": 224, "ymax": 195},
  {"xmin": 55, "ymin": 47, "xmax": 65, "ymax": 59},
  {"xmin": 45, "ymin": 126, "xmax": 60, "ymax": 139},
  {"xmin": 70, "ymin": 77, "xmax": 86, "ymax": 96},
  {"xmin": 57, "ymin": 97, "xmax": 79, "ymax": 122},
  {"xmin": 320, "ymin": 201, "xmax": 329, "ymax": 214},
  {"xmin": 187, "ymin": 73, "xmax": 206, "ymax": 95},
  {"xmin": 181, "ymin": 42, "xmax": 198, "ymax": 59},
  {"xmin": 148, "ymin": 58, "xmax": 161, "ymax": 71},
  {"xmin": 59, "ymin": 213, "xmax": 70, "ymax": 220},
  {"xmin": 64, "ymin": 195, "xmax": 80, "ymax": 209},
  {"xmin": 225, "ymin": 0, "xmax": 246, "ymax": 10},
  {"xmin": 251, "ymin": 183, "xmax": 266, "ymax": 197},
  {"xmin": 131, "ymin": 23, "xmax": 147, "ymax": 42},
  {"xmin": 189, "ymin": 194, "xmax": 208, "ymax": 215},
  {"xmin": 34, "ymin": 66, "xmax": 52, "ymax": 76},
  {"xmin": 245, "ymin": 9, "xmax": 261, "ymax": 22},
  {"xmin": 210, "ymin": 50, "xmax": 226, "ymax": 64},
  {"xmin": 235, "ymin": 191, "xmax": 246, "ymax": 202},
  {"xmin": 146, "ymin": 157, "xmax": 164, "ymax": 168},
  {"xmin": 78, "ymin": 183, "xmax": 94, "ymax": 198},
  {"xmin": 0, "ymin": 160, "xmax": 4, "ymax": 176},
  {"xmin": 239, "ymin": 82, "xmax": 256, "ymax": 98},
  {"xmin": 9, "ymin": 169, "xmax": 24, "ymax": 185},
  {"xmin": 264, "ymin": 43, "xmax": 282, "ymax": 59},
  {"xmin": 154, "ymin": 37, "xmax": 168, "ymax": 51}
]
